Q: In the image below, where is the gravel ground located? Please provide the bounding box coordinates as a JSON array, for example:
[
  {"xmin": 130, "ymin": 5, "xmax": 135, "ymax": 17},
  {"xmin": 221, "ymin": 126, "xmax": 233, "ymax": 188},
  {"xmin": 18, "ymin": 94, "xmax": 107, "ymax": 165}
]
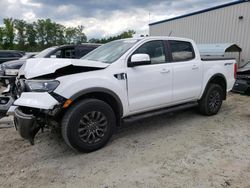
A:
[{"xmin": 0, "ymin": 93, "xmax": 249, "ymax": 188}]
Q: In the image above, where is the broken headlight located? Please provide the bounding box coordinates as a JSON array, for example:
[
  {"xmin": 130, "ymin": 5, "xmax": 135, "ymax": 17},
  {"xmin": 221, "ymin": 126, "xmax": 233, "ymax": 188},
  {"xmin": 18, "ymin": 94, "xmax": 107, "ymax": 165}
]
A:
[{"xmin": 25, "ymin": 80, "xmax": 60, "ymax": 92}]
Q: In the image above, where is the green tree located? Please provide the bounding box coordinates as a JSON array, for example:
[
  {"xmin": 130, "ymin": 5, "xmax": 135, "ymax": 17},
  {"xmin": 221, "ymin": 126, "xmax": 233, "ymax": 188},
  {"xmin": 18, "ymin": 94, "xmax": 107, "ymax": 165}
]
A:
[
  {"xmin": 0, "ymin": 27, "xmax": 4, "ymax": 49},
  {"xmin": 44, "ymin": 18, "xmax": 55, "ymax": 47},
  {"xmin": 36, "ymin": 19, "xmax": 46, "ymax": 48},
  {"xmin": 54, "ymin": 23, "xmax": 66, "ymax": 45},
  {"xmin": 26, "ymin": 22, "xmax": 37, "ymax": 50},
  {"xmin": 120, "ymin": 30, "xmax": 136, "ymax": 39},
  {"xmin": 65, "ymin": 27, "xmax": 76, "ymax": 44},
  {"xmin": 3, "ymin": 18, "xmax": 15, "ymax": 49},
  {"xmin": 88, "ymin": 38, "xmax": 100, "ymax": 43},
  {"xmin": 0, "ymin": 17, "xmax": 108, "ymax": 51},
  {"xmin": 65, "ymin": 25, "xmax": 87, "ymax": 44},
  {"xmin": 88, "ymin": 30, "xmax": 136, "ymax": 44},
  {"xmin": 35, "ymin": 19, "xmax": 67, "ymax": 48},
  {"xmin": 75, "ymin": 25, "xmax": 87, "ymax": 44},
  {"xmin": 14, "ymin": 19, "xmax": 27, "ymax": 50}
]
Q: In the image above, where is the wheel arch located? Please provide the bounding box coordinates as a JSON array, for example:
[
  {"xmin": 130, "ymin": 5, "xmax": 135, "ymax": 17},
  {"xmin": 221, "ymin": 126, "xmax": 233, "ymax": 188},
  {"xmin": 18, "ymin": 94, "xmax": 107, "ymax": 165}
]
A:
[
  {"xmin": 68, "ymin": 87, "xmax": 124, "ymax": 126},
  {"xmin": 202, "ymin": 73, "xmax": 227, "ymax": 100}
]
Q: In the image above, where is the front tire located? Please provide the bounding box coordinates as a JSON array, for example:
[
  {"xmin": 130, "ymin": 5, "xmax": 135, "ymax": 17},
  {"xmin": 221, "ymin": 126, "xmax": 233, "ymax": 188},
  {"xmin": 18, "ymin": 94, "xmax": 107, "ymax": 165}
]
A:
[
  {"xmin": 61, "ymin": 99, "xmax": 116, "ymax": 152},
  {"xmin": 198, "ymin": 84, "xmax": 223, "ymax": 116}
]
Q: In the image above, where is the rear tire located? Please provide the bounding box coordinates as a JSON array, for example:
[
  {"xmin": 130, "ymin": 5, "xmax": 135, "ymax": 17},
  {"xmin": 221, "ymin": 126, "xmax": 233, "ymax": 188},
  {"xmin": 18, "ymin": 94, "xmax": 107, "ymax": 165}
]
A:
[
  {"xmin": 61, "ymin": 99, "xmax": 116, "ymax": 152},
  {"xmin": 198, "ymin": 84, "xmax": 223, "ymax": 116}
]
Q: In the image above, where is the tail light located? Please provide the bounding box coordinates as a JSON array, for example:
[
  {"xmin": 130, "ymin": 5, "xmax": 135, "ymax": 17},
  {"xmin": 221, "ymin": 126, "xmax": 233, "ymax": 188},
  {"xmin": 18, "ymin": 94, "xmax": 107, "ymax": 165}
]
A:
[{"xmin": 234, "ymin": 63, "xmax": 237, "ymax": 79}]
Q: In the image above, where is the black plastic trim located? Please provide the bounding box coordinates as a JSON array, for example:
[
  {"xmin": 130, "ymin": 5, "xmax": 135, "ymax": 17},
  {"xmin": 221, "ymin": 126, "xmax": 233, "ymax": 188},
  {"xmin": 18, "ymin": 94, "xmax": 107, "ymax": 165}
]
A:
[
  {"xmin": 202, "ymin": 73, "xmax": 227, "ymax": 100},
  {"xmin": 124, "ymin": 102, "xmax": 198, "ymax": 122}
]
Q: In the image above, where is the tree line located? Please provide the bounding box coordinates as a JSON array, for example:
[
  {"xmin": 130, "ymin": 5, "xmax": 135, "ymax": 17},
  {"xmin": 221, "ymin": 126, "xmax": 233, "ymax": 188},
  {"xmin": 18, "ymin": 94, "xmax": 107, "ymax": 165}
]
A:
[
  {"xmin": 89, "ymin": 30, "xmax": 136, "ymax": 44},
  {"xmin": 0, "ymin": 18, "xmax": 136, "ymax": 52}
]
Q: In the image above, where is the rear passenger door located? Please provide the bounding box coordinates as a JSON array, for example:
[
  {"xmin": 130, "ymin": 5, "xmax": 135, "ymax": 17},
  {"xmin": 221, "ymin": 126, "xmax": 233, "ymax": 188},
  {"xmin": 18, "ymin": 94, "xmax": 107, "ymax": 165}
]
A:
[{"xmin": 169, "ymin": 40, "xmax": 202, "ymax": 102}]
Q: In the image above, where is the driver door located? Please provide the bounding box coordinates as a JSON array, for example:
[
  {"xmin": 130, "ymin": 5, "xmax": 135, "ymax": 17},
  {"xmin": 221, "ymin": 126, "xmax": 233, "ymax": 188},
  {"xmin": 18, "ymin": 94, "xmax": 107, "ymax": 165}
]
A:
[{"xmin": 127, "ymin": 40, "xmax": 173, "ymax": 112}]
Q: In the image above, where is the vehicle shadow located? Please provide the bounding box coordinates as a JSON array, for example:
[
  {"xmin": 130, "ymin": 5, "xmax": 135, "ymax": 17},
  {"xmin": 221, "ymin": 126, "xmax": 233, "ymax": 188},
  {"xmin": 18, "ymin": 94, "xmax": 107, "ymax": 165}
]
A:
[
  {"xmin": 115, "ymin": 107, "xmax": 199, "ymax": 138},
  {"xmin": 47, "ymin": 107, "xmax": 201, "ymax": 156}
]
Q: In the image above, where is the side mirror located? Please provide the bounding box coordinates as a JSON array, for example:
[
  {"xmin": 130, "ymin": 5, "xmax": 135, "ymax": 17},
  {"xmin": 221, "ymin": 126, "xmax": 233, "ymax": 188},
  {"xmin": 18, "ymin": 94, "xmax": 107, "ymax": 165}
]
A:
[
  {"xmin": 128, "ymin": 54, "xmax": 151, "ymax": 67},
  {"xmin": 50, "ymin": 55, "xmax": 57, "ymax": 58}
]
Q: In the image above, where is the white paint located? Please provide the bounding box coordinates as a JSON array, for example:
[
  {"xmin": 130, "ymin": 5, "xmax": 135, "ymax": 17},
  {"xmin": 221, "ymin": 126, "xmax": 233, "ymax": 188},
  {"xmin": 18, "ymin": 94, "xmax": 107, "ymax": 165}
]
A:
[
  {"xmin": 15, "ymin": 37, "xmax": 235, "ymax": 117},
  {"xmin": 14, "ymin": 92, "xmax": 59, "ymax": 109},
  {"xmin": 21, "ymin": 58, "xmax": 109, "ymax": 79}
]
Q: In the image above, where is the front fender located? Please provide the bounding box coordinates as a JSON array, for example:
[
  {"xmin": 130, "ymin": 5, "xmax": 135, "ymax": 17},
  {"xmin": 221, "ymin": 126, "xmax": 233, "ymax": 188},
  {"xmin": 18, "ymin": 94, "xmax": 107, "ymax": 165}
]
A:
[{"xmin": 54, "ymin": 72, "xmax": 129, "ymax": 115}]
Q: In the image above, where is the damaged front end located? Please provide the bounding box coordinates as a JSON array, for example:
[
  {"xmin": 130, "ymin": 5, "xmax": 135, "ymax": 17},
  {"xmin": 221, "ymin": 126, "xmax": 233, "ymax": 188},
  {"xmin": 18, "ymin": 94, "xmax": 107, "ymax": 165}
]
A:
[
  {"xmin": 233, "ymin": 71, "xmax": 250, "ymax": 94},
  {"xmin": 12, "ymin": 58, "xmax": 109, "ymax": 144},
  {"xmin": 13, "ymin": 97, "xmax": 65, "ymax": 145},
  {"xmin": 14, "ymin": 107, "xmax": 39, "ymax": 145},
  {"xmin": 11, "ymin": 81, "xmax": 67, "ymax": 144}
]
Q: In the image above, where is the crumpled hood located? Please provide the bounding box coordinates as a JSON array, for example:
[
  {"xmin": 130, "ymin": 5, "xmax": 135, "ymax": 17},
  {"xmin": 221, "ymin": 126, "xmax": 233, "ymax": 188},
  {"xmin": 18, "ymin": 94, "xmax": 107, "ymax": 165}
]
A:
[{"xmin": 19, "ymin": 58, "xmax": 109, "ymax": 79}]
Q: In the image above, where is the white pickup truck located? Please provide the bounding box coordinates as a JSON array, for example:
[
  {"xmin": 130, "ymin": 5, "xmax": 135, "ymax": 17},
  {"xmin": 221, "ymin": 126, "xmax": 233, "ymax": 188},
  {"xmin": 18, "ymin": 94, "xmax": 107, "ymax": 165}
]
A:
[{"xmin": 11, "ymin": 37, "xmax": 236, "ymax": 152}]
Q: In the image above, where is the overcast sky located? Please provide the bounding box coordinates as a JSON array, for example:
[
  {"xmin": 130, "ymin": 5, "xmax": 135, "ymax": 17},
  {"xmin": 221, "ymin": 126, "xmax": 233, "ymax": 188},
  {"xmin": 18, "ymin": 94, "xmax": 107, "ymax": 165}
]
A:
[{"xmin": 1, "ymin": 0, "xmax": 231, "ymax": 39}]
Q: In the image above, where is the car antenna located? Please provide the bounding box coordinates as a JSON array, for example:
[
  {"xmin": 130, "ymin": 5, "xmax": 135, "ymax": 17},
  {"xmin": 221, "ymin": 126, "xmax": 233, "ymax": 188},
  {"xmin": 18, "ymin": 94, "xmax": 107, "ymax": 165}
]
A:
[{"xmin": 168, "ymin": 31, "xmax": 173, "ymax": 36}]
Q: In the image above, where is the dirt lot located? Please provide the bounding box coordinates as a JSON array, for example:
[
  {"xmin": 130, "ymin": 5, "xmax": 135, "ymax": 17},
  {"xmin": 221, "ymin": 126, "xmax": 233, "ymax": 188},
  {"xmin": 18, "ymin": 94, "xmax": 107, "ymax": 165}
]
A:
[{"xmin": 0, "ymin": 93, "xmax": 249, "ymax": 188}]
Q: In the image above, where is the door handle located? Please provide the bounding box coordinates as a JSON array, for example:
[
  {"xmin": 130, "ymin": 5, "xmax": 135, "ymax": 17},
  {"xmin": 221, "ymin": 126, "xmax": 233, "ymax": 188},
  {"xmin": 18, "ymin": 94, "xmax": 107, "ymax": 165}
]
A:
[
  {"xmin": 192, "ymin": 65, "xmax": 199, "ymax": 70},
  {"xmin": 160, "ymin": 69, "xmax": 170, "ymax": 74}
]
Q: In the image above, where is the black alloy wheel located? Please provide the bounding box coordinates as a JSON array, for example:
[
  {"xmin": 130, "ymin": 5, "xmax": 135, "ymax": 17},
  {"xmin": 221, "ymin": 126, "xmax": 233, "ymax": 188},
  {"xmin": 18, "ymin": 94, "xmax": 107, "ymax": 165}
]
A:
[
  {"xmin": 62, "ymin": 99, "xmax": 116, "ymax": 152},
  {"xmin": 78, "ymin": 111, "xmax": 108, "ymax": 144}
]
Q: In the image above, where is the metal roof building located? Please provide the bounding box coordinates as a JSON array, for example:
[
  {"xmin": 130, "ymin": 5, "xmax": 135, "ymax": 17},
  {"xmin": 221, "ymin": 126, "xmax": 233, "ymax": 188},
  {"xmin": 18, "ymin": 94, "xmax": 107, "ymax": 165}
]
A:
[{"xmin": 149, "ymin": 0, "xmax": 250, "ymax": 67}]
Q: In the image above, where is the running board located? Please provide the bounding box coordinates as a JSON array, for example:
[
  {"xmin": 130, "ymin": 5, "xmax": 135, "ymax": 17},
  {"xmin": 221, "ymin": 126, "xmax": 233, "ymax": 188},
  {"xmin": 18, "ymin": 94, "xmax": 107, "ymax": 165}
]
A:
[{"xmin": 123, "ymin": 102, "xmax": 198, "ymax": 123}]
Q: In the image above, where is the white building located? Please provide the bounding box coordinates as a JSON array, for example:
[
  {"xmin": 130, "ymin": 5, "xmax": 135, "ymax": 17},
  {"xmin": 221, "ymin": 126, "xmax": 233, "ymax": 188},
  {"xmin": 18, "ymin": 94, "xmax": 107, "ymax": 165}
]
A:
[{"xmin": 149, "ymin": 0, "xmax": 250, "ymax": 67}]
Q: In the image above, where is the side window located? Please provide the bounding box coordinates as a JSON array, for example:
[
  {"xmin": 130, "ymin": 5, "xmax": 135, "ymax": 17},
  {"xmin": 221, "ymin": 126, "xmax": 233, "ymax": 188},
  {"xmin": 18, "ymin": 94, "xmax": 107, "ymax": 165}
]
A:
[
  {"xmin": 133, "ymin": 41, "xmax": 166, "ymax": 64},
  {"xmin": 51, "ymin": 49, "xmax": 62, "ymax": 58},
  {"xmin": 169, "ymin": 41, "xmax": 195, "ymax": 62},
  {"xmin": 63, "ymin": 48, "xmax": 76, "ymax": 58}
]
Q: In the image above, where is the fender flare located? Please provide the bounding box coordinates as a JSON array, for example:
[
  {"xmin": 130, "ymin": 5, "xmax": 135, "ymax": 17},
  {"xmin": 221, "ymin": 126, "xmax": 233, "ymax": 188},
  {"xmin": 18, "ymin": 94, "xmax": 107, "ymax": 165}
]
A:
[
  {"xmin": 201, "ymin": 73, "xmax": 227, "ymax": 100},
  {"xmin": 70, "ymin": 87, "xmax": 124, "ymax": 117}
]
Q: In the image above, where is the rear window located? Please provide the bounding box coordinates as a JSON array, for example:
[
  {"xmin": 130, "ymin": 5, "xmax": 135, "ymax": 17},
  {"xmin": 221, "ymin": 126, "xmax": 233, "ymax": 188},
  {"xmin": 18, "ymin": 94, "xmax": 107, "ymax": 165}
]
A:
[{"xmin": 169, "ymin": 41, "xmax": 195, "ymax": 62}]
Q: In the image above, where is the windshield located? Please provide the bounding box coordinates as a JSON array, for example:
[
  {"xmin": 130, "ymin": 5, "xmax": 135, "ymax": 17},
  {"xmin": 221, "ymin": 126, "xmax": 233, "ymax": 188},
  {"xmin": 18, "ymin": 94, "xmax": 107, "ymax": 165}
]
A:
[
  {"xmin": 34, "ymin": 47, "xmax": 57, "ymax": 58},
  {"xmin": 81, "ymin": 39, "xmax": 140, "ymax": 64}
]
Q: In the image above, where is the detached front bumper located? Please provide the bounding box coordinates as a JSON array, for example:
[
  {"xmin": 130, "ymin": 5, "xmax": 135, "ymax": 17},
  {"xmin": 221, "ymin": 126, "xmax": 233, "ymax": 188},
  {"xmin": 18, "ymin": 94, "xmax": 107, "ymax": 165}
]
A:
[
  {"xmin": 14, "ymin": 107, "xmax": 39, "ymax": 145},
  {"xmin": 12, "ymin": 92, "xmax": 66, "ymax": 144},
  {"xmin": 232, "ymin": 79, "xmax": 250, "ymax": 94}
]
